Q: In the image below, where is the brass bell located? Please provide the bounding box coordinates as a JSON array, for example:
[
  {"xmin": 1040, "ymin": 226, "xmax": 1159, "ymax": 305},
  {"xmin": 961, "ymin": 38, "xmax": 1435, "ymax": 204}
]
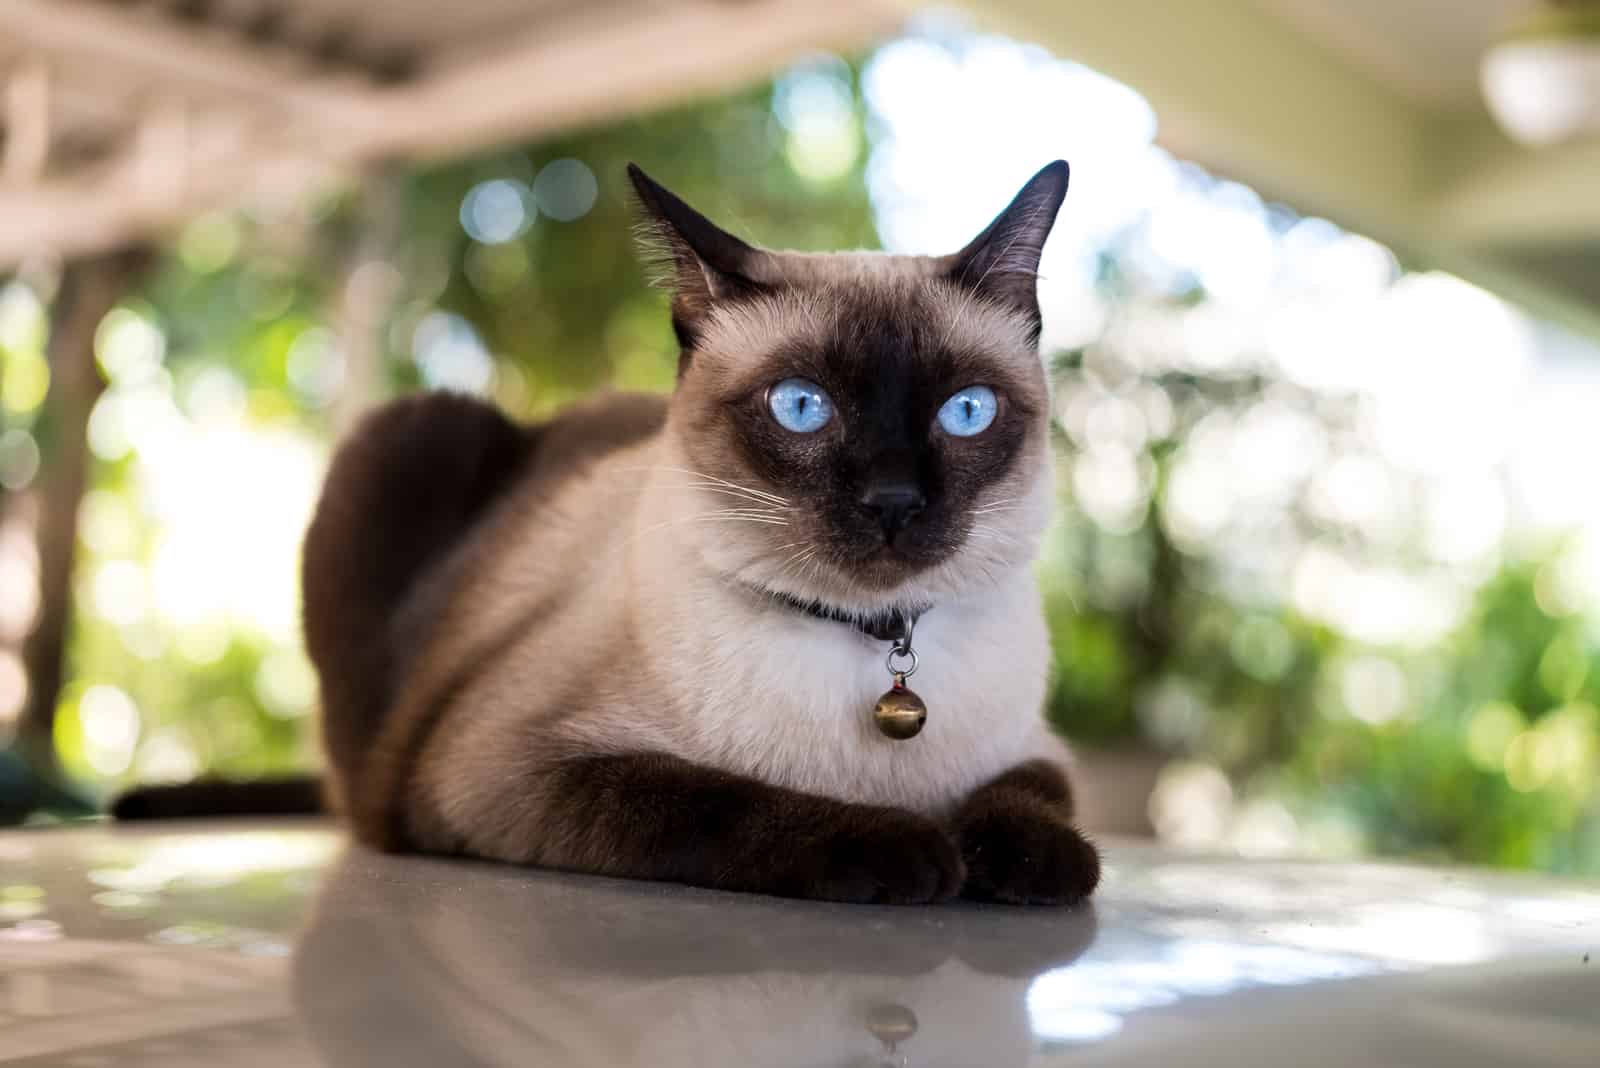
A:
[{"xmin": 873, "ymin": 675, "xmax": 926, "ymax": 740}]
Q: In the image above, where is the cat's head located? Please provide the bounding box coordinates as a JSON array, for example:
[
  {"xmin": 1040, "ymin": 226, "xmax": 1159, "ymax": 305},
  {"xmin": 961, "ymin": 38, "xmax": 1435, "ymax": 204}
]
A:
[{"xmin": 631, "ymin": 162, "xmax": 1067, "ymax": 612}]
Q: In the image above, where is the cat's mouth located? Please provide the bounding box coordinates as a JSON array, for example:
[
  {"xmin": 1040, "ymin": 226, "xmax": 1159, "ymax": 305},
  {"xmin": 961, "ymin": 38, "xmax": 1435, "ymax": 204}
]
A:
[
  {"xmin": 844, "ymin": 537, "xmax": 960, "ymax": 585},
  {"xmin": 731, "ymin": 526, "xmax": 966, "ymax": 612}
]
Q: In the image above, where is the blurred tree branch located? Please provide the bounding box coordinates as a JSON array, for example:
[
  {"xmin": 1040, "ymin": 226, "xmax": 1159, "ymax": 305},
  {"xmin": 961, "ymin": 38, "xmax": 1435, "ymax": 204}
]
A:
[{"xmin": 16, "ymin": 246, "xmax": 151, "ymax": 779}]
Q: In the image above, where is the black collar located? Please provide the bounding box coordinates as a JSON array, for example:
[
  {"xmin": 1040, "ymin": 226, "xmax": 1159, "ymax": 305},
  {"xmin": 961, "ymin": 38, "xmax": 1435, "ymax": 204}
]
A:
[{"xmin": 767, "ymin": 591, "xmax": 928, "ymax": 643}]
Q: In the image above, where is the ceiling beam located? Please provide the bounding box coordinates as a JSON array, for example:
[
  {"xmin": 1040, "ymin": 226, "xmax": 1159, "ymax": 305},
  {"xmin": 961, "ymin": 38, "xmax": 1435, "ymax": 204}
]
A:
[
  {"xmin": 347, "ymin": 0, "xmax": 904, "ymax": 162},
  {"xmin": 2, "ymin": 60, "xmax": 52, "ymax": 186},
  {"xmin": 0, "ymin": 109, "xmax": 330, "ymax": 265},
  {"xmin": 0, "ymin": 0, "xmax": 385, "ymax": 130}
]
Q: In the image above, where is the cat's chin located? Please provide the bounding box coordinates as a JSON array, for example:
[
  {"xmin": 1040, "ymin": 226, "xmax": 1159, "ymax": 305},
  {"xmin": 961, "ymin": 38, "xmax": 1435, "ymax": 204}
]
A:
[
  {"xmin": 725, "ymin": 558, "xmax": 929, "ymax": 619},
  {"xmin": 733, "ymin": 552, "xmax": 1011, "ymax": 621}
]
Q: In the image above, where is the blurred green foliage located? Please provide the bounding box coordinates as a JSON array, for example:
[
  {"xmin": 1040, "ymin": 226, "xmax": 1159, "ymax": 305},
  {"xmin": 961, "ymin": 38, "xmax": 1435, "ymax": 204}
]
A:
[
  {"xmin": 4, "ymin": 71, "xmax": 879, "ymax": 800},
  {"xmin": 2, "ymin": 43, "xmax": 1597, "ymax": 877}
]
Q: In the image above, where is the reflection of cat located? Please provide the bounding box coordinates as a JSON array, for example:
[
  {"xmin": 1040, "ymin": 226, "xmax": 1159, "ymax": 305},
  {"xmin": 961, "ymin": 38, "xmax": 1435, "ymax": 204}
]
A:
[{"xmin": 292, "ymin": 849, "xmax": 1097, "ymax": 1067}]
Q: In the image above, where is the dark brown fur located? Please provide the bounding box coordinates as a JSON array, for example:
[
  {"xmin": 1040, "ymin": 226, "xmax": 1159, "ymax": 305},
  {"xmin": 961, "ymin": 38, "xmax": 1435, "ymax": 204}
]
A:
[
  {"xmin": 112, "ymin": 775, "xmax": 324, "ymax": 820},
  {"xmin": 538, "ymin": 752, "xmax": 965, "ymax": 904},
  {"xmin": 955, "ymin": 760, "xmax": 1100, "ymax": 905},
  {"xmin": 712, "ymin": 286, "xmax": 1040, "ymax": 587},
  {"xmin": 302, "ymin": 392, "xmax": 534, "ymax": 798}
]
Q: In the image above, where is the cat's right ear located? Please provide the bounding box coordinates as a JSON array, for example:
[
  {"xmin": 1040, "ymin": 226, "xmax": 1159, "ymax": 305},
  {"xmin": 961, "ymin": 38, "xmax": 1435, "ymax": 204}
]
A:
[{"xmin": 628, "ymin": 164, "xmax": 764, "ymax": 347}]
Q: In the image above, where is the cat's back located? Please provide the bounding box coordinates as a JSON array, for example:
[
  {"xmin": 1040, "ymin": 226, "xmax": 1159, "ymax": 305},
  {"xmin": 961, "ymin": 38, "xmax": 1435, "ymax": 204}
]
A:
[
  {"xmin": 308, "ymin": 388, "xmax": 666, "ymax": 679},
  {"xmin": 519, "ymin": 390, "xmax": 670, "ymax": 491},
  {"xmin": 407, "ymin": 389, "xmax": 670, "ymax": 654},
  {"xmin": 306, "ymin": 389, "xmax": 666, "ymax": 820}
]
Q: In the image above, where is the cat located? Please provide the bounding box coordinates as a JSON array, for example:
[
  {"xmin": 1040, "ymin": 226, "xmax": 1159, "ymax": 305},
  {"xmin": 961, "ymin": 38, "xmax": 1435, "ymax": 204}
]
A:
[{"xmin": 296, "ymin": 160, "xmax": 1099, "ymax": 906}]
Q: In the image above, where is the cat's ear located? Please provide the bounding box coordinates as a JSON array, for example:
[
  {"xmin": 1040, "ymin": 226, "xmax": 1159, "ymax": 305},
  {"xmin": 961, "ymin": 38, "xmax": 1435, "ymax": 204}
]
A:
[
  {"xmin": 628, "ymin": 163, "xmax": 765, "ymax": 346},
  {"xmin": 942, "ymin": 160, "xmax": 1069, "ymax": 341}
]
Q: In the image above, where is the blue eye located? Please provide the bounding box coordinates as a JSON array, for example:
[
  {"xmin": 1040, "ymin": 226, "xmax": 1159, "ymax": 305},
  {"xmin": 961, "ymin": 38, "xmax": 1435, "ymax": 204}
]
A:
[
  {"xmin": 768, "ymin": 378, "xmax": 834, "ymax": 433},
  {"xmin": 937, "ymin": 386, "xmax": 998, "ymax": 437}
]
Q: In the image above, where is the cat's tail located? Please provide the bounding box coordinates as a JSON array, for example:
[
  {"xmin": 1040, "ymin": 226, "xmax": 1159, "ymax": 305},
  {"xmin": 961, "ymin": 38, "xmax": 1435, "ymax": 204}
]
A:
[{"xmin": 111, "ymin": 775, "xmax": 325, "ymax": 820}]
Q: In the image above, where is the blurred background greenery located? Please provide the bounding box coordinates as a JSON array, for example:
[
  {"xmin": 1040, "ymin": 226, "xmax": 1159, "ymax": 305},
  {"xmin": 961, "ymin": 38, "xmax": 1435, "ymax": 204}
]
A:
[{"xmin": 3, "ymin": 21, "xmax": 1599, "ymax": 875}]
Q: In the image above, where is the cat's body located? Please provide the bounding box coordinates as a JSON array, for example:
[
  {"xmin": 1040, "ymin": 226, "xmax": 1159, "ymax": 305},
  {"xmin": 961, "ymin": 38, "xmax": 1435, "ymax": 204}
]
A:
[
  {"xmin": 333, "ymin": 392, "xmax": 1061, "ymax": 851},
  {"xmin": 300, "ymin": 162, "xmax": 1100, "ymax": 905}
]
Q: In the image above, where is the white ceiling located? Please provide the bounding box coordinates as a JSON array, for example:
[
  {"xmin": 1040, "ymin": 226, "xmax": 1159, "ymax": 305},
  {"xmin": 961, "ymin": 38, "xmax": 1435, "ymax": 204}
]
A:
[{"xmin": 1257, "ymin": 0, "xmax": 1535, "ymax": 111}]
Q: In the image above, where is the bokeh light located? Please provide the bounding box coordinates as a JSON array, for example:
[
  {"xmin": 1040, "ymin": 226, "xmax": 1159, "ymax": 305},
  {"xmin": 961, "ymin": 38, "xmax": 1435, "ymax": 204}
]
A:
[
  {"xmin": 77, "ymin": 684, "xmax": 141, "ymax": 778},
  {"xmin": 775, "ymin": 55, "xmax": 860, "ymax": 184},
  {"xmin": 532, "ymin": 158, "xmax": 599, "ymax": 222},
  {"xmin": 460, "ymin": 179, "xmax": 535, "ymax": 244},
  {"xmin": 0, "ymin": 429, "xmax": 41, "ymax": 491},
  {"xmin": 412, "ymin": 311, "xmax": 495, "ymax": 394}
]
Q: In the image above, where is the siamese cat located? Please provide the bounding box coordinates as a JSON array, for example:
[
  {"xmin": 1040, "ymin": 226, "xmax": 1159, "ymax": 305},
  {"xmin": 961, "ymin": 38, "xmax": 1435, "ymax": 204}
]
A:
[{"xmin": 298, "ymin": 160, "xmax": 1098, "ymax": 905}]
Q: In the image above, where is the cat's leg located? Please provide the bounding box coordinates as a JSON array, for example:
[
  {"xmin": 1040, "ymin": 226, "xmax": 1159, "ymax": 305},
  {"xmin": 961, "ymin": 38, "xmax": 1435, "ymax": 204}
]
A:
[
  {"xmin": 952, "ymin": 760, "xmax": 1100, "ymax": 905},
  {"xmin": 524, "ymin": 752, "xmax": 965, "ymax": 904}
]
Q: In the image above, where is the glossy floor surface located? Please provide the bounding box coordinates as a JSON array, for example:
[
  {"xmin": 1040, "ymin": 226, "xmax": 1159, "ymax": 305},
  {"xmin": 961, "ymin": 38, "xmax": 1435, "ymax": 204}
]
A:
[{"xmin": 2, "ymin": 821, "xmax": 1598, "ymax": 1066}]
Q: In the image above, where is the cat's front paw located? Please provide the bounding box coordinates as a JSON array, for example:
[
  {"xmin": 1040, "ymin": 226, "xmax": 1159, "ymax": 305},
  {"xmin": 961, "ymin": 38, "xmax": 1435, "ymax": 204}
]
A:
[
  {"xmin": 800, "ymin": 809, "xmax": 964, "ymax": 905},
  {"xmin": 957, "ymin": 803, "xmax": 1099, "ymax": 906}
]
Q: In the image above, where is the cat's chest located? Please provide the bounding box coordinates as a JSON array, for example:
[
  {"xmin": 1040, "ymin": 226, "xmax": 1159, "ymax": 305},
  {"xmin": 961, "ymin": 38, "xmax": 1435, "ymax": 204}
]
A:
[{"xmin": 660, "ymin": 606, "xmax": 1052, "ymax": 814}]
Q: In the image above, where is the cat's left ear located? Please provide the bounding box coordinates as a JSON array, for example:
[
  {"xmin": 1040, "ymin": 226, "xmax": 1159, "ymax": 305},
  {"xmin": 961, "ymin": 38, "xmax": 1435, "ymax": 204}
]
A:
[
  {"xmin": 942, "ymin": 160, "xmax": 1069, "ymax": 341},
  {"xmin": 628, "ymin": 163, "xmax": 767, "ymax": 349}
]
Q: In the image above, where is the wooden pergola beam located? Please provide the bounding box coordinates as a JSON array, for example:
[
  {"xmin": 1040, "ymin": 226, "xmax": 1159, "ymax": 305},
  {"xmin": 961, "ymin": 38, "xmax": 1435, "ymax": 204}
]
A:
[
  {"xmin": 355, "ymin": 0, "xmax": 905, "ymax": 162},
  {"xmin": 0, "ymin": 114, "xmax": 322, "ymax": 265},
  {"xmin": 0, "ymin": 0, "xmax": 387, "ymax": 129},
  {"xmin": 0, "ymin": 0, "xmax": 903, "ymax": 267},
  {"xmin": 1, "ymin": 60, "xmax": 52, "ymax": 186}
]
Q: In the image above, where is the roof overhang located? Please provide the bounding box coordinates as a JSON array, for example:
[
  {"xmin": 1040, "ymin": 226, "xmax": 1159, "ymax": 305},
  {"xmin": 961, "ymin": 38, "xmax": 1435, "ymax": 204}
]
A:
[{"xmin": 975, "ymin": 0, "xmax": 1600, "ymax": 339}]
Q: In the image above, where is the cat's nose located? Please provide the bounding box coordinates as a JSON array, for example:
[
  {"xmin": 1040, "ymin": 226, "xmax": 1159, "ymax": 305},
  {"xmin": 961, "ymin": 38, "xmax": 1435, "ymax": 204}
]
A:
[{"xmin": 860, "ymin": 480, "xmax": 927, "ymax": 539}]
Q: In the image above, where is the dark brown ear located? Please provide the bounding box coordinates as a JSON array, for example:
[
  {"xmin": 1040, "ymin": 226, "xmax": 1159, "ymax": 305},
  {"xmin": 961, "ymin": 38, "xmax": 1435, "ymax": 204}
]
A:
[
  {"xmin": 943, "ymin": 160, "xmax": 1069, "ymax": 342},
  {"xmin": 628, "ymin": 163, "xmax": 766, "ymax": 348}
]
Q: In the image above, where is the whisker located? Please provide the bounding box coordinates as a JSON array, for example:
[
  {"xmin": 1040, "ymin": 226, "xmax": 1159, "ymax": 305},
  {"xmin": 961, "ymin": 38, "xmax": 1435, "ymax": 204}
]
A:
[
  {"xmin": 775, "ymin": 545, "xmax": 818, "ymax": 584},
  {"xmin": 967, "ymin": 522, "xmax": 1023, "ymax": 549},
  {"xmin": 616, "ymin": 465, "xmax": 789, "ymax": 505},
  {"xmin": 626, "ymin": 511, "xmax": 789, "ymax": 546},
  {"xmin": 968, "ymin": 520, "xmax": 1025, "ymax": 546},
  {"xmin": 640, "ymin": 483, "xmax": 789, "ymax": 510},
  {"xmin": 707, "ymin": 511, "xmax": 793, "ymax": 524}
]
